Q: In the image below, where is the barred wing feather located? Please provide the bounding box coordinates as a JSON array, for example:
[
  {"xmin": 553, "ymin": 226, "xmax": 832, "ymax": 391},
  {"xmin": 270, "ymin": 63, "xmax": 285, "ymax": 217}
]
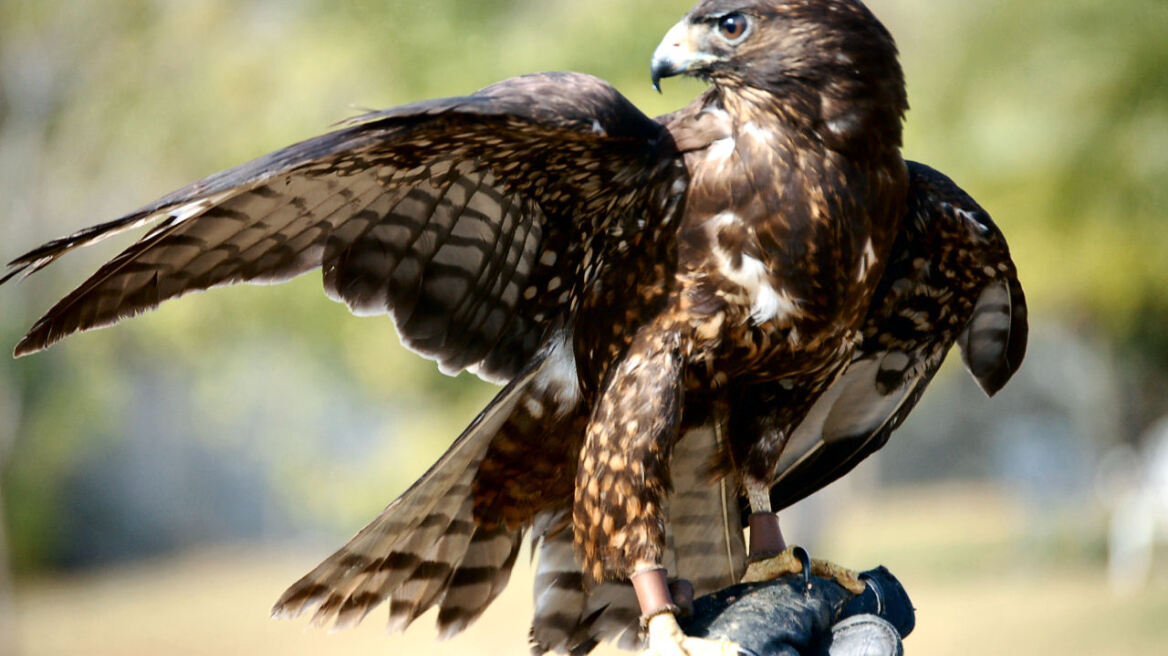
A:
[{"xmin": 3, "ymin": 72, "xmax": 679, "ymax": 384}]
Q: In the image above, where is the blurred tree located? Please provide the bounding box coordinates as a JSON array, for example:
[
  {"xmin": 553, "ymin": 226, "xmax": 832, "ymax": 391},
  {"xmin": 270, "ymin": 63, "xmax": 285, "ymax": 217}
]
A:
[{"xmin": 894, "ymin": 0, "xmax": 1168, "ymax": 425}]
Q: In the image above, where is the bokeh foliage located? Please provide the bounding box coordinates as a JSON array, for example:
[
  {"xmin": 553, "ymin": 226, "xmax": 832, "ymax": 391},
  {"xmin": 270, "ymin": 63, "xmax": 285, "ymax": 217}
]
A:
[{"xmin": 0, "ymin": 0, "xmax": 1164, "ymax": 573}]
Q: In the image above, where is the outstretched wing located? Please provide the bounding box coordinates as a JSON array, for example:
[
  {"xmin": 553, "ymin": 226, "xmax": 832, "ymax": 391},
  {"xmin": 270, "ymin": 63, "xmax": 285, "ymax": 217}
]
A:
[
  {"xmin": 3, "ymin": 72, "xmax": 683, "ymax": 382},
  {"xmin": 765, "ymin": 161, "xmax": 1028, "ymax": 510}
]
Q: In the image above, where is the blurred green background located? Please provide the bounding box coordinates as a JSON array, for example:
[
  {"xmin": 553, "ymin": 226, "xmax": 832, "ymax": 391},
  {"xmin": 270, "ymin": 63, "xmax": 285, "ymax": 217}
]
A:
[{"xmin": 1, "ymin": 0, "xmax": 1166, "ymax": 654}]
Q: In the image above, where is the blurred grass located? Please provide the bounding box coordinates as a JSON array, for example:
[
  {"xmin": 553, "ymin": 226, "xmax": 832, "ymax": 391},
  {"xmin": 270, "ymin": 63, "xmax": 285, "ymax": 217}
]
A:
[
  {"xmin": 824, "ymin": 485, "xmax": 1168, "ymax": 656},
  {"xmin": 10, "ymin": 483, "xmax": 1168, "ymax": 656}
]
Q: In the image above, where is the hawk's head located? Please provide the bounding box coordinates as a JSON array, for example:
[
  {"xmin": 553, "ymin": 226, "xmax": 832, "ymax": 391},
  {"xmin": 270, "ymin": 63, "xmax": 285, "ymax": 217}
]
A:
[{"xmin": 652, "ymin": 0, "xmax": 908, "ymax": 150}]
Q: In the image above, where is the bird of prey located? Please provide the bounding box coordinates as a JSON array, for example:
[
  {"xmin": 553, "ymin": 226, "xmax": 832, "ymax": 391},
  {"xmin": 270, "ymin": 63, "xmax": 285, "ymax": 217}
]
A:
[{"xmin": 2, "ymin": 1, "xmax": 1026, "ymax": 655}]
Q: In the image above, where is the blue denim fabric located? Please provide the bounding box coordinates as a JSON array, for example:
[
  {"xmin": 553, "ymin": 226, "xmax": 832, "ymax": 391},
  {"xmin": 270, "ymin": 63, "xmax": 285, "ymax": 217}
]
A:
[{"xmin": 679, "ymin": 566, "xmax": 913, "ymax": 656}]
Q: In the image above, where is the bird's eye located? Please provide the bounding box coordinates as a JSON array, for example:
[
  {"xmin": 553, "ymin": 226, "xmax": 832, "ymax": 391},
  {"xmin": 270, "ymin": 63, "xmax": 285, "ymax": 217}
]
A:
[{"xmin": 718, "ymin": 13, "xmax": 749, "ymax": 42}]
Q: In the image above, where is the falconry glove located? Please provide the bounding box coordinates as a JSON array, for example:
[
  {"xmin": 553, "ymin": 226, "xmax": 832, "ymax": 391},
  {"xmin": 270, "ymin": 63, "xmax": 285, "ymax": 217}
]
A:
[{"xmin": 679, "ymin": 566, "xmax": 914, "ymax": 656}]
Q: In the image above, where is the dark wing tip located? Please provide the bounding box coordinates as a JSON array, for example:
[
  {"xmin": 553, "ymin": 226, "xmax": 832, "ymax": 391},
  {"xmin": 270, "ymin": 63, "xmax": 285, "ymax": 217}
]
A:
[
  {"xmin": 961, "ymin": 273, "xmax": 1028, "ymax": 398},
  {"xmin": 974, "ymin": 360, "xmax": 1010, "ymax": 397},
  {"xmin": 2, "ymin": 244, "xmax": 61, "ymax": 289},
  {"xmin": 13, "ymin": 308, "xmax": 114, "ymax": 358},
  {"xmin": 12, "ymin": 314, "xmax": 54, "ymax": 358},
  {"xmin": 974, "ymin": 276, "xmax": 1028, "ymax": 397},
  {"xmin": 0, "ymin": 268, "xmax": 23, "ymax": 288},
  {"xmin": 271, "ymin": 581, "xmax": 329, "ymax": 620},
  {"xmin": 13, "ymin": 338, "xmax": 42, "ymax": 359}
]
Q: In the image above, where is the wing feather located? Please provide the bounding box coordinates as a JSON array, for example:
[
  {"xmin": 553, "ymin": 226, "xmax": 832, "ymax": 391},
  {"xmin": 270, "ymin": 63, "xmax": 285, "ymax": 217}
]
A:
[
  {"xmin": 4, "ymin": 72, "xmax": 682, "ymax": 383},
  {"xmin": 766, "ymin": 161, "xmax": 1027, "ymax": 511}
]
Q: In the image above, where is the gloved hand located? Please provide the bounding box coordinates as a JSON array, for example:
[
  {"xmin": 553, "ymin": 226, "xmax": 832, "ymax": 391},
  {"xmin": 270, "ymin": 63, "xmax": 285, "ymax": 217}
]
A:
[{"xmin": 678, "ymin": 564, "xmax": 914, "ymax": 656}]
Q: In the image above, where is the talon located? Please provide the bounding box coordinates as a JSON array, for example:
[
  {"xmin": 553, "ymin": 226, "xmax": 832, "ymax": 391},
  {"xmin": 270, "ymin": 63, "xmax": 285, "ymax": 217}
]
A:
[
  {"xmin": 739, "ymin": 546, "xmax": 866, "ymax": 594},
  {"xmin": 639, "ymin": 612, "xmax": 747, "ymax": 656},
  {"xmin": 793, "ymin": 545, "xmax": 811, "ymax": 592},
  {"xmin": 862, "ymin": 573, "xmax": 884, "ymax": 614},
  {"xmin": 741, "ymin": 546, "xmax": 801, "ymax": 583},
  {"xmin": 808, "ymin": 557, "xmax": 866, "ymax": 595}
]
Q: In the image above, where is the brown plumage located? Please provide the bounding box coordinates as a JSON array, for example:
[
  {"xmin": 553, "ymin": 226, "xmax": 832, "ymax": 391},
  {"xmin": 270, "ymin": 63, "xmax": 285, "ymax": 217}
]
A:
[
  {"xmin": 756, "ymin": 161, "xmax": 1028, "ymax": 515},
  {"xmin": 2, "ymin": 0, "xmax": 1025, "ymax": 653}
]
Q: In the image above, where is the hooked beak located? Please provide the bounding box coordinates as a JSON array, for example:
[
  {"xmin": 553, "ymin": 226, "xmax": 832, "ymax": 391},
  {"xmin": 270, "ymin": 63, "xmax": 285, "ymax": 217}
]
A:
[{"xmin": 650, "ymin": 20, "xmax": 714, "ymax": 92}]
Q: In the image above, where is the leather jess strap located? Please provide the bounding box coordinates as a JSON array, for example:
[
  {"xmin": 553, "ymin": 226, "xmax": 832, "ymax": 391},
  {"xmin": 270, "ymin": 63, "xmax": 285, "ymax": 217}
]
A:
[{"xmin": 631, "ymin": 567, "xmax": 680, "ymax": 623}]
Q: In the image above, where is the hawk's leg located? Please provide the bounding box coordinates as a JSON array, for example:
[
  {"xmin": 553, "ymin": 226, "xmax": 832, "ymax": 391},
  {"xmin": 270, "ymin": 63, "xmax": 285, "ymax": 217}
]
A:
[
  {"xmin": 573, "ymin": 325, "xmax": 742, "ymax": 656},
  {"xmin": 740, "ymin": 479, "xmax": 864, "ymax": 593}
]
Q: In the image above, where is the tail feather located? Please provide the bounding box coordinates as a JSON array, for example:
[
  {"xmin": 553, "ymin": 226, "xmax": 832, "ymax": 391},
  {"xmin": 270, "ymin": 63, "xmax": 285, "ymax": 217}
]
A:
[
  {"xmin": 272, "ymin": 357, "xmax": 541, "ymax": 630},
  {"xmin": 529, "ymin": 514, "xmax": 642, "ymax": 655},
  {"xmin": 572, "ymin": 582, "xmax": 641, "ymax": 653},
  {"xmin": 665, "ymin": 424, "xmax": 745, "ymax": 596},
  {"xmin": 311, "ymin": 493, "xmax": 477, "ymax": 629},
  {"xmin": 437, "ymin": 525, "xmax": 524, "ymax": 637},
  {"xmin": 308, "ymin": 499, "xmax": 472, "ymax": 627},
  {"xmin": 530, "ymin": 512, "xmax": 585, "ymax": 652},
  {"xmin": 385, "ymin": 500, "xmax": 477, "ymax": 632}
]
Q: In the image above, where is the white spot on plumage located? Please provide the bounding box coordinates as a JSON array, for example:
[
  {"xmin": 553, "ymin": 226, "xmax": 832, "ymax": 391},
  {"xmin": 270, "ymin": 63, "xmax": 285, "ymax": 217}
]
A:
[
  {"xmin": 137, "ymin": 189, "xmax": 239, "ymax": 241},
  {"xmin": 533, "ymin": 331, "xmax": 580, "ymax": 413},
  {"xmin": 706, "ymin": 212, "xmax": 801, "ymax": 325},
  {"xmin": 710, "ymin": 211, "xmax": 742, "ymax": 229},
  {"xmin": 944, "ymin": 202, "xmax": 990, "ymax": 233},
  {"xmin": 858, "ymin": 238, "xmax": 877, "ymax": 281},
  {"xmin": 741, "ymin": 122, "xmax": 773, "ymax": 144},
  {"xmin": 745, "ymin": 269, "xmax": 799, "ymax": 324},
  {"xmin": 826, "ymin": 111, "xmax": 861, "ymax": 139},
  {"xmin": 960, "ymin": 209, "xmax": 987, "ymax": 230},
  {"xmin": 523, "ymin": 396, "xmax": 545, "ymax": 419},
  {"xmin": 707, "ymin": 137, "xmax": 736, "ymax": 163},
  {"xmin": 702, "ymin": 106, "xmax": 731, "ymax": 122}
]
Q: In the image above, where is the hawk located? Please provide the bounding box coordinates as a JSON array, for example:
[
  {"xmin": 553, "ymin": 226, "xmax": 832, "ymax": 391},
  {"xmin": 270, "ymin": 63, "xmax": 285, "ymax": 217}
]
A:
[{"xmin": 2, "ymin": 1, "xmax": 1026, "ymax": 654}]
